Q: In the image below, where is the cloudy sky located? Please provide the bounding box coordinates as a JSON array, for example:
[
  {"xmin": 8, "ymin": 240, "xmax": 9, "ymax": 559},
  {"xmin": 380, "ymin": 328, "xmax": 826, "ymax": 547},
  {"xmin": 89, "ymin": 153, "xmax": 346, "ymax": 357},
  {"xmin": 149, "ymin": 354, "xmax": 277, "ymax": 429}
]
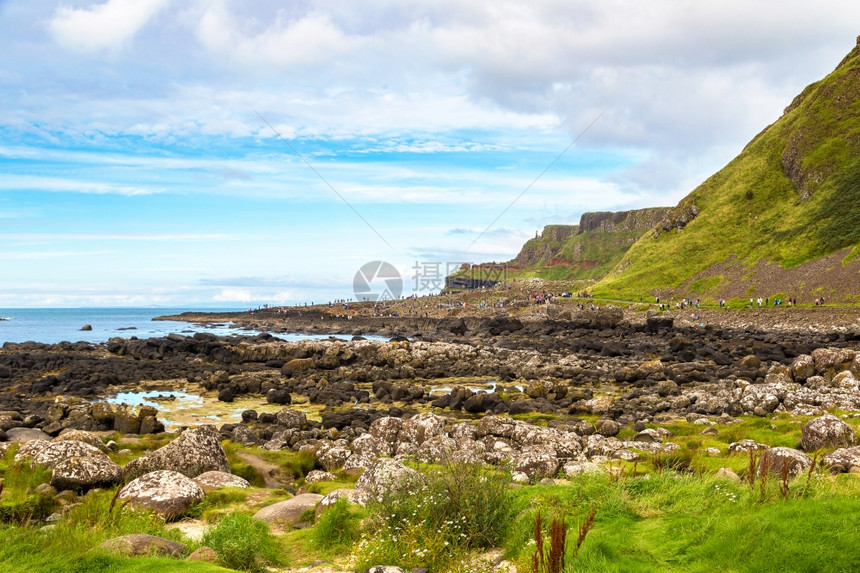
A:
[{"xmin": 1, "ymin": 0, "xmax": 858, "ymax": 307}]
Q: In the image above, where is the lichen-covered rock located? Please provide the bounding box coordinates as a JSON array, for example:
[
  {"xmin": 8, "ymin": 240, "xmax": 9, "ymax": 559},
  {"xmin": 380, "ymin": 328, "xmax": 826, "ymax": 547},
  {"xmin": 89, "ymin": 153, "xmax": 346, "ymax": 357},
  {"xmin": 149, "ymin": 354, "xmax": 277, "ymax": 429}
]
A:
[
  {"xmin": 728, "ymin": 439, "xmax": 769, "ymax": 454},
  {"xmin": 254, "ymin": 493, "xmax": 323, "ymax": 524},
  {"xmin": 757, "ymin": 447, "xmax": 812, "ymax": 478},
  {"xmin": 368, "ymin": 416, "xmax": 404, "ymax": 445},
  {"xmin": 118, "ymin": 470, "xmax": 205, "ymax": 519},
  {"xmin": 562, "ymin": 461, "xmax": 606, "ymax": 477},
  {"xmin": 790, "ymin": 354, "xmax": 815, "ymax": 382},
  {"xmin": 801, "ymin": 414, "xmax": 856, "ymax": 451},
  {"xmin": 123, "ymin": 425, "xmax": 229, "ymax": 481},
  {"xmin": 275, "ymin": 408, "xmax": 308, "ymax": 430},
  {"xmin": 822, "ymin": 446, "xmax": 860, "ymax": 474},
  {"xmin": 351, "ymin": 433, "xmax": 394, "ymax": 459},
  {"xmin": 355, "ymin": 458, "xmax": 423, "ymax": 498},
  {"xmin": 476, "ymin": 415, "xmax": 516, "ymax": 439},
  {"xmin": 192, "ymin": 471, "xmax": 250, "ymax": 491},
  {"xmin": 315, "ymin": 488, "xmax": 370, "ymax": 518},
  {"xmin": 512, "ymin": 444, "xmax": 559, "ymax": 479},
  {"xmin": 53, "ymin": 429, "xmax": 109, "ymax": 453},
  {"xmin": 398, "ymin": 413, "xmax": 445, "ymax": 446},
  {"xmin": 15, "ymin": 439, "xmax": 106, "ymax": 469},
  {"xmin": 100, "ymin": 534, "xmax": 188, "ymax": 557},
  {"xmin": 318, "ymin": 446, "xmax": 352, "ymax": 471},
  {"xmin": 51, "ymin": 455, "xmax": 123, "ymax": 491},
  {"xmin": 305, "ymin": 470, "xmax": 336, "ymax": 484}
]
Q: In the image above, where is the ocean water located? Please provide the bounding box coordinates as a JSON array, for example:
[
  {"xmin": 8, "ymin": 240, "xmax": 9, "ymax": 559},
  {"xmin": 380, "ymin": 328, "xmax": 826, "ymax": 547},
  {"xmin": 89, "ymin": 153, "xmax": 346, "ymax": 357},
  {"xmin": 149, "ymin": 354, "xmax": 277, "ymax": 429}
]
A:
[{"xmin": 0, "ymin": 308, "xmax": 377, "ymax": 345}]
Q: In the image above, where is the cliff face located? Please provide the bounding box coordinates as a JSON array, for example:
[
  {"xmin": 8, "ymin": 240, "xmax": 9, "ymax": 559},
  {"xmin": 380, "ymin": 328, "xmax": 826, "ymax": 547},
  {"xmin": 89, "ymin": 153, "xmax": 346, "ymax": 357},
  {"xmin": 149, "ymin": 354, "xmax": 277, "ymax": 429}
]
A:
[{"xmin": 510, "ymin": 207, "xmax": 670, "ymax": 279}]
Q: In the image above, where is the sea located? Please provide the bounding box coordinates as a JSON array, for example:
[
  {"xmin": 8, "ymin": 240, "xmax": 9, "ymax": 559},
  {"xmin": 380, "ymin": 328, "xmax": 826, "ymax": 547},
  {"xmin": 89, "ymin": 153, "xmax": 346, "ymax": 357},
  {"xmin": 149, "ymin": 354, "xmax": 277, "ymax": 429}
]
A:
[{"xmin": 0, "ymin": 307, "xmax": 366, "ymax": 345}]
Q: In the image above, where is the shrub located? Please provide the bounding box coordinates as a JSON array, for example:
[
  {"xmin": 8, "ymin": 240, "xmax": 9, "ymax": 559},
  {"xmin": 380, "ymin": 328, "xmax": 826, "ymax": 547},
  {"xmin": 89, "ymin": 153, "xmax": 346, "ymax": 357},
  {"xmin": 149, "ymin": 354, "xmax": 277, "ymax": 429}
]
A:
[
  {"xmin": 312, "ymin": 498, "xmax": 361, "ymax": 549},
  {"xmin": 351, "ymin": 462, "xmax": 513, "ymax": 571},
  {"xmin": 201, "ymin": 511, "xmax": 281, "ymax": 573}
]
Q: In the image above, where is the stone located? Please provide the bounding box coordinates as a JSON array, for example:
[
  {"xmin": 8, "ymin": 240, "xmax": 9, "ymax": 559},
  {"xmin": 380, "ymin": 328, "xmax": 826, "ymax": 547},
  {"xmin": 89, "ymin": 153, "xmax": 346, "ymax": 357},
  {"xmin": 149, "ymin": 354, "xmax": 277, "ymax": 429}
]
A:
[
  {"xmin": 355, "ymin": 458, "xmax": 423, "ymax": 499},
  {"xmin": 276, "ymin": 408, "xmax": 308, "ymax": 430},
  {"xmin": 398, "ymin": 413, "xmax": 446, "ymax": 446},
  {"xmin": 364, "ymin": 567, "xmax": 405, "ymax": 573},
  {"xmin": 757, "ymin": 447, "xmax": 812, "ymax": 478},
  {"xmin": 790, "ymin": 355, "xmax": 815, "ymax": 382},
  {"xmin": 728, "ymin": 439, "xmax": 769, "ymax": 454},
  {"xmin": 801, "ymin": 414, "xmax": 856, "ymax": 451},
  {"xmin": 51, "ymin": 456, "xmax": 123, "ymax": 491},
  {"xmin": 315, "ymin": 488, "xmax": 370, "ymax": 519},
  {"xmin": 562, "ymin": 461, "xmax": 606, "ymax": 477},
  {"xmin": 513, "ymin": 444, "xmax": 559, "ymax": 479},
  {"xmin": 594, "ymin": 419, "xmax": 621, "ymax": 437},
  {"xmin": 118, "ymin": 470, "xmax": 206, "ymax": 519},
  {"xmin": 632, "ymin": 428, "xmax": 662, "ymax": 443},
  {"xmin": 14, "ymin": 439, "xmax": 106, "ymax": 469},
  {"xmin": 123, "ymin": 425, "xmax": 229, "ymax": 481},
  {"xmin": 192, "ymin": 471, "xmax": 250, "ymax": 491},
  {"xmin": 368, "ymin": 416, "xmax": 404, "ymax": 445},
  {"xmin": 53, "ymin": 429, "xmax": 109, "ymax": 452},
  {"xmin": 305, "ymin": 470, "xmax": 336, "ymax": 484},
  {"xmin": 822, "ymin": 446, "xmax": 860, "ymax": 474},
  {"xmin": 253, "ymin": 493, "xmax": 324, "ymax": 525},
  {"xmin": 100, "ymin": 534, "xmax": 188, "ymax": 557},
  {"xmin": 186, "ymin": 546, "xmax": 219, "ymax": 563},
  {"xmin": 5, "ymin": 427, "xmax": 51, "ymax": 442},
  {"xmin": 715, "ymin": 467, "xmax": 741, "ymax": 482}
]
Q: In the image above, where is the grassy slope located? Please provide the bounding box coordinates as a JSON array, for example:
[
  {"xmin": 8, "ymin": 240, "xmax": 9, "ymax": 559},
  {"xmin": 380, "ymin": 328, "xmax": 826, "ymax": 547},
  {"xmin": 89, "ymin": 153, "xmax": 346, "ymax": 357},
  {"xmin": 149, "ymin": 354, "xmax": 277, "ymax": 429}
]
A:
[{"xmin": 594, "ymin": 44, "xmax": 860, "ymax": 300}]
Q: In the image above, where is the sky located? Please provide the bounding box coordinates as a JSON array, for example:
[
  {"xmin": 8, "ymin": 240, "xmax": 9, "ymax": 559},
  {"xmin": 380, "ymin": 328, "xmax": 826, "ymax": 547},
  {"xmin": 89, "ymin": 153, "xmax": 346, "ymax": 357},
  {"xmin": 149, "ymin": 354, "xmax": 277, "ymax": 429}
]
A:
[{"xmin": 1, "ymin": 0, "xmax": 859, "ymax": 307}]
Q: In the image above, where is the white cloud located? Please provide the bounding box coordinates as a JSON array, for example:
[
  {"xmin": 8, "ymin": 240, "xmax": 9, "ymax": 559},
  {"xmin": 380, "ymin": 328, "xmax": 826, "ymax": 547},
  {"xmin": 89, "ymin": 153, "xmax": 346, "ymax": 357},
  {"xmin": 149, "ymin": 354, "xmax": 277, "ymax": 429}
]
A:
[{"xmin": 48, "ymin": 0, "xmax": 170, "ymax": 53}]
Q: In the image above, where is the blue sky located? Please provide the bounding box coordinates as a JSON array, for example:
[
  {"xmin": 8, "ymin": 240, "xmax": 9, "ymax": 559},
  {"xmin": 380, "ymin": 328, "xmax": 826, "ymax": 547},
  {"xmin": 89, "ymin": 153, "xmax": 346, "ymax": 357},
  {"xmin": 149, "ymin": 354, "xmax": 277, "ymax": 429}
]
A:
[{"xmin": 2, "ymin": 1, "xmax": 859, "ymax": 307}]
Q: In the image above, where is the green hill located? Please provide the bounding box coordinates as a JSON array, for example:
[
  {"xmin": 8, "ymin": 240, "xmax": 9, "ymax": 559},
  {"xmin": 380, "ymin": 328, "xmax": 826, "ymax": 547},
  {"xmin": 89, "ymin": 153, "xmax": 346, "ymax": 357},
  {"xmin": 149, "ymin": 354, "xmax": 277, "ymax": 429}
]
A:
[
  {"xmin": 593, "ymin": 38, "xmax": 860, "ymax": 303},
  {"xmin": 508, "ymin": 208, "xmax": 670, "ymax": 281}
]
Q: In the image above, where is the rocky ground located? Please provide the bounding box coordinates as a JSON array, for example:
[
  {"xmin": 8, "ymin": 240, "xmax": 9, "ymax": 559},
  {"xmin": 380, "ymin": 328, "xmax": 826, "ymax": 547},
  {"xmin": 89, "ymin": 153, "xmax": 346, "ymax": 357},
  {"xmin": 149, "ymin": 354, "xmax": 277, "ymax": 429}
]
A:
[{"xmin": 1, "ymin": 303, "xmax": 859, "ymax": 570}]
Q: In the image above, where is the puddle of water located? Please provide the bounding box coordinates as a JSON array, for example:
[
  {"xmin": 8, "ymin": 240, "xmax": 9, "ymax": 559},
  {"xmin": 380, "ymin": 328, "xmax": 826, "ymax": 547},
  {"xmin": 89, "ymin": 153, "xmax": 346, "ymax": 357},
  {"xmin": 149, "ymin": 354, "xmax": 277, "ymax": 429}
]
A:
[
  {"xmin": 428, "ymin": 380, "xmax": 501, "ymax": 396},
  {"xmin": 106, "ymin": 390, "xmax": 203, "ymax": 409}
]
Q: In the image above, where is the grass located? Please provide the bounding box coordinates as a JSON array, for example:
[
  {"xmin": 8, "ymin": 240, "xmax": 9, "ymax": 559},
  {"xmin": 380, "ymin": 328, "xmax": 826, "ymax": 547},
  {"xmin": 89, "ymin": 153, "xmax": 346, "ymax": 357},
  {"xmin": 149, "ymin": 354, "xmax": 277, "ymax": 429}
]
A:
[{"xmin": 200, "ymin": 511, "xmax": 282, "ymax": 572}]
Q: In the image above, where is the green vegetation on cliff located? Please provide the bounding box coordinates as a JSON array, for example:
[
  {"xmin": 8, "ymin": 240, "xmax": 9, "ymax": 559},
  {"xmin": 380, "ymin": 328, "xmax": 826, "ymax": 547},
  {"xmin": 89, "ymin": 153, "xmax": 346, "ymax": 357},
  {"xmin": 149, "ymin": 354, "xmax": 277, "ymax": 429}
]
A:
[{"xmin": 594, "ymin": 41, "xmax": 860, "ymax": 300}]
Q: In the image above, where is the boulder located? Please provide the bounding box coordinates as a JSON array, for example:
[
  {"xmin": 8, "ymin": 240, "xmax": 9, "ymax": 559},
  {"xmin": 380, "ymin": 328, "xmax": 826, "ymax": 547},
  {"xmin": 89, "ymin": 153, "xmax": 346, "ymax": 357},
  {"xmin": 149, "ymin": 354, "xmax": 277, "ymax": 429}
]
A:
[
  {"xmin": 305, "ymin": 470, "xmax": 336, "ymax": 484},
  {"xmin": 14, "ymin": 439, "xmax": 106, "ymax": 469},
  {"xmin": 757, "ymin": 447, "xmax": 812, "ymax": 478},
  {"xmin": 53, "ymin": 429, "xmax": 109, "ymax": 453},
  {"xmin": 253, "ymin": 493, "xmax": 324, "ymax": 525},
  {"xmin": 276, "ymin": 409, "xmax": 308, "ymax": 430},
  {"xmin": 355, "ymin": 458, "xmax": 423, "ymax": 499},
  {"xmin": 118, "ymin": 470, "xmax": 206, "ymax": 519},
  {"xmin": 100, "ymin": 534, "xmax": 188, "ymax": 557},
  {"xmin": 790, "ymin": 355, "xmax": 815, "ymax": 382},
  {"xmin": 123, "ymin": 425, "xmax": 229, "ymax": 481},
  {"xmin": 5, "ymin": 427, "xmax": 51, "ymax": 442},
  {"xmin": 822, "ymin": 446, "xmax": 860, "ymax": 474},
  {"xmin": 801, "ymin": 414, "xmax": 856, "ymax": 451},
  {"xmin": 398, "ymin": 413, "xmax": 446, "ymax": 447},
  {"xmin": 192, "ymin": 471, "xmax": 250, "ymax": 491},
  {"xmin": 594, "ymin": 419, "xmax": 621, "ymax": 437},
  {"xmin": 186, "ymin": 546, "xmax": 219, "ymax": 563},
  {"xmin": 513, "ymin": 445, "xmax": 559, "ymax": 479},
  {"xmin": 51, "ymin": 456, "xmax": 123, "ymax": 491}
]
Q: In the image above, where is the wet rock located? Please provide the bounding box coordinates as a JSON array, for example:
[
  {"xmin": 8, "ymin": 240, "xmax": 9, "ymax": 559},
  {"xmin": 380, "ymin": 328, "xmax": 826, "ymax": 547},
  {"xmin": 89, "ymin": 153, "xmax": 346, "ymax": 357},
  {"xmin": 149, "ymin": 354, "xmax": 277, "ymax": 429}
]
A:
[
  {"xmin": 123, "ymin": 425, "xmax": 229, "ymax": 481},
  {"xmin": 801, "ymin": 414, "xmax": 856, "ymax": 451},
  {"xmin": 118, "ymin": 470, "xmax": 206, "ymax": 519}
]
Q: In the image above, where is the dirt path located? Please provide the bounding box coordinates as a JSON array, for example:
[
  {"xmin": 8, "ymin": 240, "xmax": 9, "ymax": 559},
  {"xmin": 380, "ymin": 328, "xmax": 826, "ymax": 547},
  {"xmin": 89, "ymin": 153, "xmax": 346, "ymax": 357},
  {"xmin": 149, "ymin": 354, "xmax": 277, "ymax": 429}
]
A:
[{"xmin": 236, "ymin": 451, "xmax": 284, "ymax": 489}]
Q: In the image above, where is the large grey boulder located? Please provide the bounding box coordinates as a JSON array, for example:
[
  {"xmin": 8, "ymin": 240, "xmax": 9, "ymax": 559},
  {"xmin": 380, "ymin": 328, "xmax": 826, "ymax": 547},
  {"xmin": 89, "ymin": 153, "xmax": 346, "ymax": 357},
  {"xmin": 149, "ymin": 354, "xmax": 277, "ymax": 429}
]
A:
[
  {"xmin": 51, "ymin": 456, "xmax": 123, "ymax": 491},
  {"xmin": 14, "ymin": 439, "xmax": 106, "ymax": 469},
  {"xmin": 355, "ymin": 458, "xmax": 423, "ymax": 499},
  {"xmin": 118, "ymin": 470, "xmax": 205, "ymax": 519},
  {"xmin": 123, "ymin": 425, "xmax": 229, "ymax": 481},
  {"xmin": 100, "ymin": 534, "xmax": 188, "ymax": 557},
  {"xmin": 53, "ymin": 429, "xmax": 109, "ymax": 453},
  {"xmin": 757, "ymin": 447, "xmax": 812, "ymax": 478},
  {"xmin": 513, "ymin": 444, "xmax": 559, "ymax": 479},
  {"xmin": 253, "ymin": 493, "xmax": 323, "ymax": 524},
  {"xmin": 398, "ymin": 413, "xmax": 446, "ymax": 447},
  {"xmin": 801, "ymin": 414, "xmax": 856, "ymax": 451}
]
